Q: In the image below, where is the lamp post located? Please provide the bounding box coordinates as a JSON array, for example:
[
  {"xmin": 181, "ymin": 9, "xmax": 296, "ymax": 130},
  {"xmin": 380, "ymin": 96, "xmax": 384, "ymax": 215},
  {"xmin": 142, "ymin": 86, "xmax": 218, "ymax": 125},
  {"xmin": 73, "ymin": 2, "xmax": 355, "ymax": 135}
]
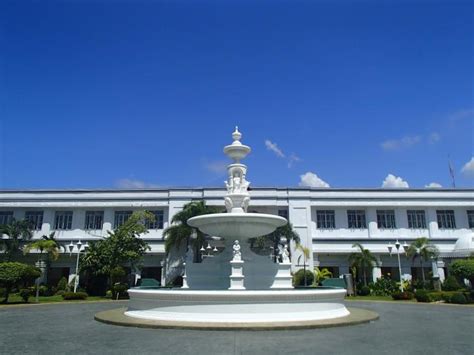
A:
[
  {"xmin": 387, "ymin": 240, "xmax": 408, "ymax": 292},
  {"xmin": 68, "ymin": 240, "xmax": 88, "ymax": 293}
]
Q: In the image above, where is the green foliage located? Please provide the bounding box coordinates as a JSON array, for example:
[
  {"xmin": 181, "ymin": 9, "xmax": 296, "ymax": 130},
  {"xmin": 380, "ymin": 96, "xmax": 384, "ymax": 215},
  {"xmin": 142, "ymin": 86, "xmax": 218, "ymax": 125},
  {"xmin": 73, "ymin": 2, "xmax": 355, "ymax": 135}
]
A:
[
  {"xmin": 349, "ymin": 243, "xmax": 378, "ymax": 286},
  {"xmin": 369, "ymin": 277, "xmax": 398, "ymax": 296},
  {"xmin": 442, "ymin": 275, "xmax": 462, "ymax": 291},
  {"xmin": 450, "ymin": 259, "xmax": 474, "ymax": 284},
  {"xmin": 19, "ymin": 288, "xmax": 32, "ymax": 302},
  {"xmin": 81, "ymin": 211, "xmax": 153, "ymax": 276},
  {"xmin": 163, "ymin": 201, "xmax": 220, "ymax": 259},
  {"xmin": 448, "ymin": 292, "xmax": 467, "ymax": 304},
  {"xmin": 112, "ymin": 283, "xmax": 129, "ymax": 299},
  {"xmin": 391, "ymin": 291, "xmax": 414, "ymax": 300},
  {"xmin": 110, "ymin": 266, "xmax": 126, "ymax": 284},
  {"xmin": 254, "ymin": 223, "xmax": 299, "ymax": 260},
  {"xmin": 62, "ymin": 291, "xmax": 88, "ymax": 300},
  {"xmin": 56, "ymin": 277, "xmax": 68, "ymax": 292},
  {"xmin": 406, "ymin": 237, "xmax": 439, "ymax": 283},
  {"xmin": 0, "ymin": 262, "xmax": 41, "ymax": 303},
  {"xmin": 313, "ymin": 267, "xmax": 333, "ymax": 286},
  {"xmin": 293, "ymin": 269, "xmax": 314, "ymax": 286},
  {"xmin": 358, "ymin": 285, "xmax": 371, "ymax": 296},
  {"xmin": 414, "ymin": 289, "xmax": 431, "ymax": 302},
  {"xmin": 0, "ymin": 219, "xmax": 33, "ymax": 261},
  {"xmin": 23, "ymin": 239, "xmax": 60, "ymax": 261}
]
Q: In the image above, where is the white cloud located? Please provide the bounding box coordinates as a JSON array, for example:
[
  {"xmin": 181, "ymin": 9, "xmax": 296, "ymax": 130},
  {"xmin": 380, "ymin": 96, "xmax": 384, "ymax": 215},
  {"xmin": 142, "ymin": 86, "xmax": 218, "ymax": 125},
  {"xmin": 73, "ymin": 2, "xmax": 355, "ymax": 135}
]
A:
[
  {"xmin": 461, "ymin": 157, "xmax": 474, "ymax": 177},
  {"xmin": 115, "ymin": 178, "xmax": 160, "ymax": 189},
  {"xmin": 381, "ymin": 136, "xmax": 421, "ymax": 151},
  {"xmin": 299, "ymin": 172, "xmax": 330, "ymax": 188},
  {"xmin": 265, "ymin": 140, "xmax": 285, "ymax": 158},
  {"xmin": 204, "ymin": 160, "xmax": 228, "ymax": 174},
  {"xmin": 425, "ymin": 182, "xmax": 442, "ymax": 188},
  {"xmin": 428, "ymin": 132, "xmax": 440, "ymax": 144},
  {"xmin": 381, "ymin": 174, "xmax": 409, "ymax": 188},
  {"xmin": 287, "ymin": 154, "xmax": 301, "ymax": 168},
  {"xmin": 448, "ymin": 108, "xmax": 474, "ymax": 122}
]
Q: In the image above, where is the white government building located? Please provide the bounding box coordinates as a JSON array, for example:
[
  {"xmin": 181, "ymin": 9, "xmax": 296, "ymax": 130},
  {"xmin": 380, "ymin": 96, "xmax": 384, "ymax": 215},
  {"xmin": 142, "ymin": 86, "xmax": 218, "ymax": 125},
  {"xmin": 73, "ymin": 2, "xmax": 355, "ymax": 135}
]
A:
[{"xmin": 1, "ymin": 187, "xmax": 473, "ymax": 286}]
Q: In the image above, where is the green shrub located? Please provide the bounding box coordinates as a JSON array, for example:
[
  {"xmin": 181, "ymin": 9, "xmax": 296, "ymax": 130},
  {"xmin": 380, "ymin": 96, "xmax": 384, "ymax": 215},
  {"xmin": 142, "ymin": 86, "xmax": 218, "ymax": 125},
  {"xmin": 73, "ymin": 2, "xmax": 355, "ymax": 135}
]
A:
[
  {"xmin": 19, "ymin": 289, "xmax": 31, "ymax": 303},
  {"xmin": 110, "ymin": 266, "xmax": 126, "ymax": 284},
  {"xmin": 448, "ymin": 292, "xmax": 467, "ymax": 304},
  {"xmin": 105, "ymin": 290, "xmax": 112, "ymax": 298},
  {"xmin": 410, "ymin": 280, "xmax": 433, "ymax": 291},
  {"xmin": 293, "ymin": 269, "xmax": 314, "ymax": 287},
  {"xmin": 112, "ymin": 283, "xmax": 129, "ymax": 299},
  {"xmin": 415, "ymin": 289, "xmax": 431, "ymax": 302},
  {"xmin": 62, "ymin": 292, "xmax": 88, "ymax": 300},
  {"xmin": 369, "ymin": 277, "xmax": 398, "ymax": 296},
  {"xmin": 0, "ymin": 262, "xmax": 41, "ymax": 303},
  {"xmin": 358, "ymin": 285, "xmax": 371, "ymax": 296},
  {"xmin": 450, "ymin": 259, "xmax": 474, "ymax": 285},
  {"xmin": 56, "ymin": 277, "xmax": 68, "ymax": 292},
  {"xmin": 442, "ymin": 275, "xmax": 462, "ymax": 291},
  {"xmin": 55, "ymin": 290, "xmax": 65, "ymax": 296}
]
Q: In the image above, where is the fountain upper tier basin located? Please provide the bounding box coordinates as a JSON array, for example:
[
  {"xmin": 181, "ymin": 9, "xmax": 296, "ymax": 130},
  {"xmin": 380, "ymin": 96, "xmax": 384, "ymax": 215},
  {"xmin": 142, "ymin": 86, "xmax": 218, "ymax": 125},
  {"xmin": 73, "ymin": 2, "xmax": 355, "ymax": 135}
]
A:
[{"xmin": 187, "ymin": 213, "xmax": 287, "ymax": 241}]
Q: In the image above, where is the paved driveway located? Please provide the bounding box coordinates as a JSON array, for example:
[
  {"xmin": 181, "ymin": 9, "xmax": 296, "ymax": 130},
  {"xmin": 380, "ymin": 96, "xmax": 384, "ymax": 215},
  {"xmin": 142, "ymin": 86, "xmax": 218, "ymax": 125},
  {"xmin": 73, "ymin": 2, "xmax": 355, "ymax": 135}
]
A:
[{"xmin": 0, "ymin": 300, "xmax": 472, "ymax": 355}]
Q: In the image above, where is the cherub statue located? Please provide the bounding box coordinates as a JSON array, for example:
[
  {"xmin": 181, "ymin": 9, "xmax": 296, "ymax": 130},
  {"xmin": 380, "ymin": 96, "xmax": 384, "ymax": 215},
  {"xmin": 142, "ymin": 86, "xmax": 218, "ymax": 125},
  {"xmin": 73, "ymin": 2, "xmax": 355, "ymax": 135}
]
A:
[
  {"xmin": 281, "ymin": 244, "xmax": 290, "ymax": 263},
  {"xmin": 232, "ymin": 240, "xmax": 241, "ymax": 261}
]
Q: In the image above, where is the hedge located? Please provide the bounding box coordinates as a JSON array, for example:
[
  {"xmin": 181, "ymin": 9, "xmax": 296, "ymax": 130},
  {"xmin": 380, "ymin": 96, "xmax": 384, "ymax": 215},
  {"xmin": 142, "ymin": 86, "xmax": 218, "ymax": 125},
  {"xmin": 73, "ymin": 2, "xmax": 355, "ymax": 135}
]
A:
[{"xmin": 62, "ymin": 292, "xmax": 88, "ymax": 300}]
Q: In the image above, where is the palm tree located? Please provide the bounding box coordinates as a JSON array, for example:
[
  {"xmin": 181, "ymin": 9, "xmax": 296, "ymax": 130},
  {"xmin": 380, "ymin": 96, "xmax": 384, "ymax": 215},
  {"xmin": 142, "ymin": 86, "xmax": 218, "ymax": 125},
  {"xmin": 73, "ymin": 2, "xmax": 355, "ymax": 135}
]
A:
[
  {"xmin": 0, "ymin": 219, "xmax": 33, "ymax": 261},
  {"xmin": 296, "ymin": 243, "xmax": 311, "ymax": 286},
  {"xmin": 313, "ymin": 267, "xmax": 333, "ymax": 286},
  {"xmin": 407, "ymin": 237, "xmax": 439, "ymax": 284},
  {"xmin": 348, "ymin": 243, "xmax": 378, "ymax": 286},
  {"xmin": 163, "ymin": 201, "xmax": 219, "ymax": 262},
  {"xmin": 23, "ymin": 233, "xmax": 62, "ymax": 284}
]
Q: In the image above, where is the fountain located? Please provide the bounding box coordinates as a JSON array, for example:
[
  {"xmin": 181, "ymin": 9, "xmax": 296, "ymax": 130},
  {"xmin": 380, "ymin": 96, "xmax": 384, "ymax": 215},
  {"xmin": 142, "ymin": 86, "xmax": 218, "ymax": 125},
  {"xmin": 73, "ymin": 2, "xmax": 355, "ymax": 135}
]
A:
[{"xmin": 122, "ymin": 128, "xmax": 354, "ymax": 328}]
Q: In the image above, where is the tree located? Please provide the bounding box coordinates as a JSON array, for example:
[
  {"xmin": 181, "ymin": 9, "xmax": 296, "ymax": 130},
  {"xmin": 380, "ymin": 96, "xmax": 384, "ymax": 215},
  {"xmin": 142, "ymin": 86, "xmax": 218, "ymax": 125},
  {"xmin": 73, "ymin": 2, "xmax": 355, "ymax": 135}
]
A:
[
  {"xmin": 314, "ymin": 267, "xmax": 333, "ymax": 286},
  {"xmin": 163, "ymin": 201, "xmax": 219, "ymax": 262},
  {"xmin": 80, "ymin": 211, "xmax": 154, "ymax": 280},
  {"xmin": 296, "ymin": 243, "xmax": 311, "ymax": 286},
  {"xmin": 0, "ymin": 262, "xmax": 40, "ymax": 303},
  {"xmin": 407, "ymin": 237, "xmax": 439, "ymax": 284},
  {"xmin": 23, "ymin": 236, "xmax": 61, "ymax": 291},
  {"xmin": 349, "ymin": 243, "xmax": 378, "ymax": 286},
  {"xmin": 261, "ymin": 223, "xmax": 300, "ymax": 262},
  {"xmin": 450, "ymin": 258, "xmax": 474, "ymax": 286},
  {"xmin": 0, "ymin": 219, "xmax": 33, "ymax": 261}
]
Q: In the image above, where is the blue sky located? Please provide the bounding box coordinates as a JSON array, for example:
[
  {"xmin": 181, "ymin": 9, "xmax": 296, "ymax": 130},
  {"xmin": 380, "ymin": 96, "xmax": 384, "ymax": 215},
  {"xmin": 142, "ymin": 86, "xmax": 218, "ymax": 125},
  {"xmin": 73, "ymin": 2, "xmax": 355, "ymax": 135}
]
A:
[{"xmin": 1, "ymin": 0, "xmax": 473, "ymax": 189}]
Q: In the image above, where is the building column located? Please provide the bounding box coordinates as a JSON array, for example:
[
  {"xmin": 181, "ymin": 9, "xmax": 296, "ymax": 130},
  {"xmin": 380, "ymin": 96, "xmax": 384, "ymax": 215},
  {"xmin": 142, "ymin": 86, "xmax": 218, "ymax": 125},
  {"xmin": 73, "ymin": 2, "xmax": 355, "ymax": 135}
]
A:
[
  {"xmin": 437, "ymin": 260, "xmax": 446, "ymax": 282},
  {"xmin": 426, "ymin": 208, "xmax": 438, "ymax": 238},
  {"xmin": 372, "ymin": 256, "xmax": 382, "ymax": 282},
  {"xmin": 288, "ymin": 198, "xmax": 313, "ymax": 271},
  {"xmin": 367, "ymin": 208, "xmax": 378, "ymax": 238}
]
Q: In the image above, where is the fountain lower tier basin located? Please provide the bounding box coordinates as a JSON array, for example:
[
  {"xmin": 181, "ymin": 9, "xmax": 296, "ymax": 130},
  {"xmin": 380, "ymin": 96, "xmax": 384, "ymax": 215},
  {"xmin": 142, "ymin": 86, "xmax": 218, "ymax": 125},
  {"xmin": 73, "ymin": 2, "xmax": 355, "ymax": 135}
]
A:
[
  {"xmin": 126, "ymin": 288, "xmax": 349, "ymax": 324},
  {"xmin": 187, "ymin": 213, "xmax": 287, "ymax": 240}
]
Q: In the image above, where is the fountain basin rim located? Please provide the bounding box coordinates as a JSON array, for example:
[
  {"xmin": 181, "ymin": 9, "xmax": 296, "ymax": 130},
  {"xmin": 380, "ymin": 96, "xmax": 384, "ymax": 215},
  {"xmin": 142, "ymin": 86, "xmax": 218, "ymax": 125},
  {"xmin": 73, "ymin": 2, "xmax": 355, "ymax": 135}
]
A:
[{"xmin": 188, "ymin": 213, "xmax": 287, "ymax": 226}]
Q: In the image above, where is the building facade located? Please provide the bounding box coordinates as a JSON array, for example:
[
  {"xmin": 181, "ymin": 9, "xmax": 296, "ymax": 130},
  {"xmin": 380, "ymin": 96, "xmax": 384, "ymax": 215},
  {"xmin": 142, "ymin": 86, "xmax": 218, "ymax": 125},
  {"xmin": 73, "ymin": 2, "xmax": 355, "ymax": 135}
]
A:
[{"xmin": 1, "ymin": 187, "xmax": 473, "ymax": 286}]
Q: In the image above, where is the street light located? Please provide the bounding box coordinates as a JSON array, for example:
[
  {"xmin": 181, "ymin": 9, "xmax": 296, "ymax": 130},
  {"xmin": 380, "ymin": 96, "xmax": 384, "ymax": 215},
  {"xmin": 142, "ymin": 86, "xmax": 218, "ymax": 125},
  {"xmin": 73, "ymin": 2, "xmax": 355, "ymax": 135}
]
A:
[
  {"xmin": 387, "ymin": 240, "xmax": 408, "ymax": 292},
  {"xmin": 68, "ymin": 240, "xmax": 89, "ymax": 293}
]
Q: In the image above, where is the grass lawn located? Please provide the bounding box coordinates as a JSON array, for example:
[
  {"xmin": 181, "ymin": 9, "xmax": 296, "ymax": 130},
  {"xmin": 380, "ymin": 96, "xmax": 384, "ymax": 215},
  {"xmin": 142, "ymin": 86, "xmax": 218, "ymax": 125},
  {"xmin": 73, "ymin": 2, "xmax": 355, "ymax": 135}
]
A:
[{"xmin": 1, "ymin": 294, "xmax": 112, "ymax": 305}]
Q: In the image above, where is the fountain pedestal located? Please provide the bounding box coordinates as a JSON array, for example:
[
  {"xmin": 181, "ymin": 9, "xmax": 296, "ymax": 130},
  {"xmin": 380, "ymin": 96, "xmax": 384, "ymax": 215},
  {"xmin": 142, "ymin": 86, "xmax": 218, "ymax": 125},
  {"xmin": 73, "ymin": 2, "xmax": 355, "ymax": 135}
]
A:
[
  {"xmin": 270, "ymin": 262, "xmax": 293, "ymax": 289},
  {"xmin": 229, "ymin": 260, "xmax": 245, "ymax": 290}
]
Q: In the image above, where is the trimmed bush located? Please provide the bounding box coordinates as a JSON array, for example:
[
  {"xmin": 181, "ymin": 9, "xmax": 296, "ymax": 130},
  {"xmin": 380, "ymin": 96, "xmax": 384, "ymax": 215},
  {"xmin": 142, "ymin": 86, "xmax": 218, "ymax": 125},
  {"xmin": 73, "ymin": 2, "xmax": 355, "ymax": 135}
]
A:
[
  {"xmin": 448, "ymin": 292, "xmax": 467, "ymax": 304},
  {"xmin": 19, "ymin": 289, "xmax": 32, "ymax": 303},
  {"xmin": 415, "ymin": 289, "xmax": 431, "ymax": 302},
  {"xmin": 293, "ymin": 269, "xmax": 314, "ymax": 287},
  {"xmin": 62, "ymin": 292, "xmax": 88, "ymax": 300},
  {"xmin": 442, "ymin": 275, "xmax": 462, "ymax": 291},
  {"xmin": 112, "ymin": 283, "xmax": 129, "ymax": 299},
  {"xmin": 358, "ymin": 285, "xmax": 371, "ymax": 296},
  {"xmin": 391, "ymin": 291, "xmax": 414, "ymax": 300},
  {"xmin": 450, "ymin": 259, "xmax": 474, "ymax": 286},
  {"xmin": 56, "ymin": 277, "xmax": 68, "ymax": 292}
]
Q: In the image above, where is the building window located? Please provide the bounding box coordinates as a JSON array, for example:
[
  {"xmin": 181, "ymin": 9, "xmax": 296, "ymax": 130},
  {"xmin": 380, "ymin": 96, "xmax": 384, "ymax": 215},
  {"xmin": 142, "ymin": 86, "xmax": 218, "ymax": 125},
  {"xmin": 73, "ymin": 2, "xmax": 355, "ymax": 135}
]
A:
[
  {"xmin": 114, "ymin": 211, "xmax": 132, "ymax": 228},
  {"xmin": 407, "ymin": 210, "xmax": 427, "ymax": 229},
  {"xmin": 467, "ymin": 211, "xmax": 474, "ymax": 229},
  {"xmin": 146, "ymin": 210, "xmax": 164, "ymax": 229},
  {"xmin": 54, "ymin": 211, "xmax": 73, "ymax": 230},
  {"xmin": 85, "ymin": 211, "xmax": 104, "ymax": 230},
  {"xmin": 316, "ymin": 210, "xmax": 335, "ymax": 229},
  {"xmin": 377, "ymin": 210, "xmax": 396, "ymax": 229},
  {"xmin": 0, "ymin": 211, "xmax": 14, "ymax": 225},
  {"xmin": 437, "ymin": 210, "xmax": 456, "ymax": 229},
  {"xmin": 278, "ymin": 209, "xmax": 289, "ymax": 220},
  {"xmin": 347, "ymin": 210, "xmax": 366, "ymax": 229},
  {"xmin": 25, "ymin": 211, "xmax": 44, "ymax": 230}
]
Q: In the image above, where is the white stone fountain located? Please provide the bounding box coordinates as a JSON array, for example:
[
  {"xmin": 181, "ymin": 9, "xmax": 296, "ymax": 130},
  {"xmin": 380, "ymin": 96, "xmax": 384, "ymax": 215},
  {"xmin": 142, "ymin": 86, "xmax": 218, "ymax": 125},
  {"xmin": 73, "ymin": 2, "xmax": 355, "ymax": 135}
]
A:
[{"xmin": 125, "ymin": 128, "xmax": 349, "ymax": 327}]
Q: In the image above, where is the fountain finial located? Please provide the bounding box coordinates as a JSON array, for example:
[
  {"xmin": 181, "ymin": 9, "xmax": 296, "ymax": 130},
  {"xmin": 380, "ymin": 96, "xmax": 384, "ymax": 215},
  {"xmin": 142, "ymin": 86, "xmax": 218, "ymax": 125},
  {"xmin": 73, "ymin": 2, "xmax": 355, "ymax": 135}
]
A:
[{"xmin": 232, "ymin": 126, "xmax": 242, "ymax": 142}]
